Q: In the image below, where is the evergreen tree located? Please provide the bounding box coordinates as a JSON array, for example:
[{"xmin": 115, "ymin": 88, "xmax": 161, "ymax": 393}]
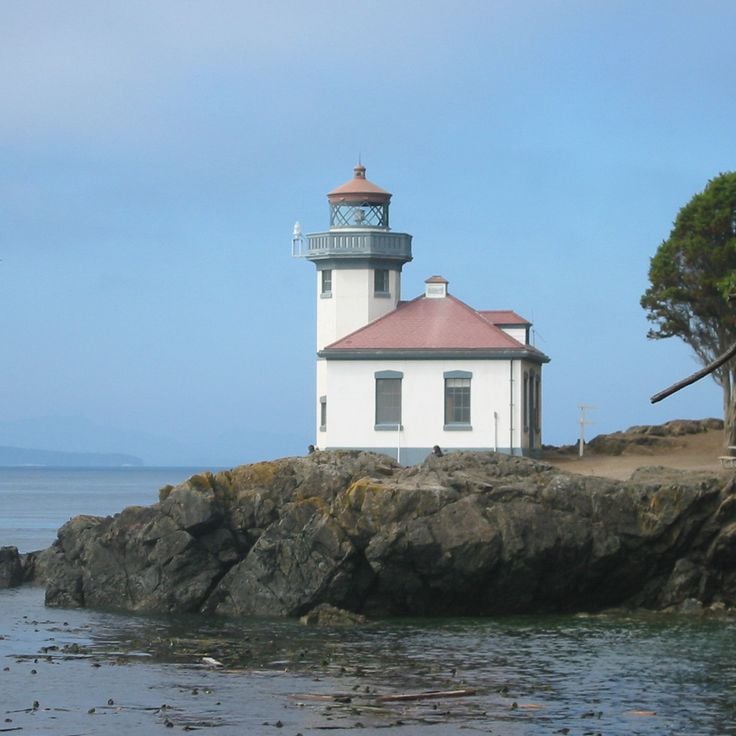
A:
[{"xmin": 641, "ymin": 172, "xmax": 736, "ymax": 447}]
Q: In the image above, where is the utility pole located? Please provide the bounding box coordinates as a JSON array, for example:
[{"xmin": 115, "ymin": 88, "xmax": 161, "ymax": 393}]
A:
[{"xmin": 577, "ymin": 404, "xmax": 595, "ymax": 457}]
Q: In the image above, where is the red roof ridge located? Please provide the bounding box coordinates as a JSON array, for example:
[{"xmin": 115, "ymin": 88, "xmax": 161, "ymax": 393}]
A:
[{"xmin": 444, "ymin": 294, "xmax": 526, "ymax": 347}]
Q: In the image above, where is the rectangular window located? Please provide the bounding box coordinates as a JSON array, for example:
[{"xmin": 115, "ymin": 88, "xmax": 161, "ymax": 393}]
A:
[
  {"xmin": 319, "ymin": 396, "xmax": 327, "ymax": 431},
  {"xmin": 321, "ymin": 270, "xmax": 332, "ymax": 297},
  {"xmin": 375, "ymin": 377, "xmax": 402, "ymax": 427},
  {"xmin": 444, "ymin": 377, "xmax": 471, "ymax": 426},
  {"xmin": 374, "ymin": 268, "xmax": 389, "ymax": 295}
]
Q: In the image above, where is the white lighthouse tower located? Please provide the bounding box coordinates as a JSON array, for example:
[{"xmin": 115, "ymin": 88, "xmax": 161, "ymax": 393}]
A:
[{"xmin": 293, "ymin": 164, "xmax": 413, "ymax": 441}]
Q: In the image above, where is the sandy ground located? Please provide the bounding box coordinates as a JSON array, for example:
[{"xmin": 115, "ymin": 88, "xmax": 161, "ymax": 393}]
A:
[{"xmin": 544, "ymin": 429, "xmax": 734, "ymax": 481}]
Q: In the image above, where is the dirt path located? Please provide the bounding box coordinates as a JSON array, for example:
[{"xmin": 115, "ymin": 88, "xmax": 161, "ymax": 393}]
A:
[{"xmin": 544, "ymin": 429, "xmax": 732, "ymax": 481}]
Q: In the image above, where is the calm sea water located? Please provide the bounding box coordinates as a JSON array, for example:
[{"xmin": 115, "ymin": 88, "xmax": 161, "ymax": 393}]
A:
[
  {"xmin": 1, "ymin": 467, "xmax": 736, "ymax": 735},
  {"xmin": 0, "ymin": 466, "xmax": 207, "ymax": 552}
]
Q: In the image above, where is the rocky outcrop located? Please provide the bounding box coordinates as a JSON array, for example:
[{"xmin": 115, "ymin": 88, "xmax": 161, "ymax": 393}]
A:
[
  {"xmin": 0, "ymin": 546, "xmax": 50, "ymax": 588},
  {"xmin": 42, "ymin": 450, "xmax": 736, "ymax": 617},
  {"xmin": 300, "ymin": 603, "xmax": 368, "ymax": 625},
  {"xmin": 0, "ymin": 546, "xmax": 24, "ymax": 588},
  {"xmin": 546, "ymin": 418, "xmax": 724, "ymax": 457},
  {"xmin": 589, "ymin": 418, "xmax": 722, "ymax": 456}
]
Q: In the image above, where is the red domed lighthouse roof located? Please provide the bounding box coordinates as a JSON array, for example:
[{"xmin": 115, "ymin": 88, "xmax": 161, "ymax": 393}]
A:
[{"xmin": 327, "ymin": 164, "xmax": 392, "ymax": 204}]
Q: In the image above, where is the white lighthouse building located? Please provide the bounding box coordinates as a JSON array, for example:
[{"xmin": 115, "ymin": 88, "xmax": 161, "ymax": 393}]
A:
[{"xmin": 294, "ymin": 165, "xmax": 550, "ymax": 464}]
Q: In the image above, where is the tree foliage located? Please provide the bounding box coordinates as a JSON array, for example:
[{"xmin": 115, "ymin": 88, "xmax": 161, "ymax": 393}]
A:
[{"xmin": 641, "ymin": 172, "xmax": 736, "ymax": 445}]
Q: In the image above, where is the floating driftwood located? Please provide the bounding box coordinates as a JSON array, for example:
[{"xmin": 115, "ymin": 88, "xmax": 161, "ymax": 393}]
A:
[
  {"xmin": 288, "ymin": 692, "xmax": 356, "ymax": 702},
  {"xmin": 376, "ymin": 688, "xmax": 476, "ymax": 702},
  {"xmin": 289, "ymin": 687, "xmax": 476, "ymax": 705}
]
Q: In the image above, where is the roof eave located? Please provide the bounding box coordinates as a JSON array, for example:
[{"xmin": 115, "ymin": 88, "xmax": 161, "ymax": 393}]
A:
[{"xmin": 319, "ymin": 348, "xmax": 551, "ymax": 363}]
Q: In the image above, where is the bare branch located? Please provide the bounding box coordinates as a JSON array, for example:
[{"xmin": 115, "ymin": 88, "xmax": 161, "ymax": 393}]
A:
[{"xmin": 651, "ymin": 341, "xmax": 736, "ymax": 403}]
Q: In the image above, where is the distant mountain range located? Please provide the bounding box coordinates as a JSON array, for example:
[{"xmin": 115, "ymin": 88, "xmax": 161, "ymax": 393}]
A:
[
  {"xmin": 0, "ymin": 445, "xmax": 143, "ymax": 467},
  {"xmin": 0, "ymin": 415, "xmax": 308, "ymax": 467}
]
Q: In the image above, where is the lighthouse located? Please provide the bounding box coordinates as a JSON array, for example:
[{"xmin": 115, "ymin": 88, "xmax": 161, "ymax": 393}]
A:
[
  {"xmin": 294, "ymin": 164, "xmax": 413, "ymax": 351},
  {"xmin": 294, "ymin": 165, "xmax": 549, "ymax": 463}
]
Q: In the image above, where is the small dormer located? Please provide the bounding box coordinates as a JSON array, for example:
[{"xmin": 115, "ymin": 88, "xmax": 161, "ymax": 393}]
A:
[{"xmin": 425, "ymin": 275, "xmax": 448, "ymax": 299}]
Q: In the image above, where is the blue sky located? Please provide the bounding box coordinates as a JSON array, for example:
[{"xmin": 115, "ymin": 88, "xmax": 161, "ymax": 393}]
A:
[{"xmin": 1, "ymin": 0, "xmax": 733, "ymax": 465}]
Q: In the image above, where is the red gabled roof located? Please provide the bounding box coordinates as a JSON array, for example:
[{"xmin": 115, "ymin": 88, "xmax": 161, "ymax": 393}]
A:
[{"xmin": 324, "ymin": 293, "xmax": 527, "ymax": 351}]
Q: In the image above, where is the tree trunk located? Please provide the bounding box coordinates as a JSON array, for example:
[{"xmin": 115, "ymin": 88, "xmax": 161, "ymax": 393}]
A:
[{"xmin": 726, "ymin": 366, "xmax": 736, "ymax": 453}]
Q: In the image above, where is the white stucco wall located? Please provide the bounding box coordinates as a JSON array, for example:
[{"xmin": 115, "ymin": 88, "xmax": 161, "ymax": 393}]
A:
[
  {"xmin": 319, "ymin": 357, "xmax": 543, "ymax": 456},
  {"xmin": 499, "ymin": 326, "xmax": 528, "ymax": 343},
  {"xmin": 316, "ymin": 268, "xmax": 400, "ymax": 351},
  {"xmin": 315, "ymin": 357, "xmax": 327, "ymax": 441}
]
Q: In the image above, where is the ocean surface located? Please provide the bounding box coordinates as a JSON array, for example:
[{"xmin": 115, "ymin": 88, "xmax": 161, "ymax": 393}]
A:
[
  {"xmin": 2, "ymin": 467, "xmax": 736, "ymax": 735},
  {"xmin": 0, "ymin": 466, "xmax": 201, "ymax": 553}
]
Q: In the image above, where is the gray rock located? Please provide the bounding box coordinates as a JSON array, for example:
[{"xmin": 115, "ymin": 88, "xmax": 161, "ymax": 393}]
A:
[
  {"xmin": 41, "ymin": 450, "xmax": 736, "ymax": 617},
  {"xmin": 300, "ymin": 603, "xmax": 368, "ymax": 625},
  {"xmin": 209, "ymin": 498, "xmax": 373, "ymax": 616},
  {"xmin": 659, "ymin": 558, "xmax": 705, "ymax": 607},
  {"xmin": 0, "ymin": 546, "xmax": 23, "ymax": 588},
  {"xmin": 45, "ymin": 506, "xmax": 231, "ymax": 612},
  {"xmin": 677, "ymin": 597, "xmax": 704, "ymax": 614},
  {"xmin": 18, "ymin": 547, "xmax": 54, "ymax": 586}
]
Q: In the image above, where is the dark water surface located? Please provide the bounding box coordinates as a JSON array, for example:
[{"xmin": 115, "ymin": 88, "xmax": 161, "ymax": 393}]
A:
[{"xmin": 1, "ymin": 468, "xmax": 736, "ymax": 734}]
